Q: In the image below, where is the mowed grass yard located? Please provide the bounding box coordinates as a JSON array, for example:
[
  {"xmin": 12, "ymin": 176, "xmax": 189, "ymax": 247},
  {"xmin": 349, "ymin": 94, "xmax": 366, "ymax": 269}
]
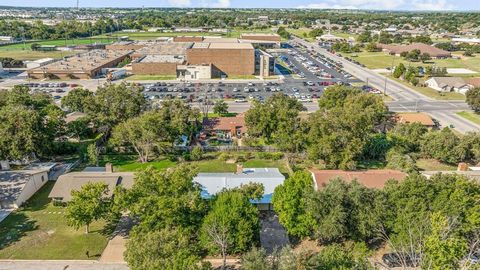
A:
[
  {"xmin": 99, "ymin": 154, "xmax": 290, "ymax": 174},
  {"xmin": 388, "ymin": 75, "xmax": 466, "ymax": 100},
  {"xmin": 456, "ymin": 111, "xmax": 480, "ymax": 125},
  {"xmin": 0, "ymin": 182, "xmax": 110, "ymax": 260},
  {"xmin": 0, "ymin": 38, "xmax": 113, "ymax": 60},
  {"xmin": 95, "ymin": 29, "xmax": 277, "ymax": 40}
]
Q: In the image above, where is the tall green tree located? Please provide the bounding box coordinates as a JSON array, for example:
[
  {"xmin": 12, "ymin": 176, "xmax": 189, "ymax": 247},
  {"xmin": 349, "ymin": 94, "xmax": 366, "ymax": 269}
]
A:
[
  {"xmin": 272, "ymin": 170, "xmax": 316, "ymax": 238},
  {"xmin": 65, "ymin": 182, "xmax": 110, "ymax": 233},
  {"xmin": 120, "ymin": 165, "xmax": 206, "ymax": 231},
  {"xmin": 245, "ymin": 94, "xmax": 306, "ymax": 151},
  {"xmin": 200, "ymin": 190, "xmax": 260, "ymax": 268},
  {"xmin": 61, "ymin": 88, "xmax": 93, "ymax": 113},
  {"xmin": 212, "ymin": 100, "xmax": 229, "ymax": 116},
  {"xmin": 125, "ymin": 227, "xmax": 205, "ymax": 270},
  {"xmin": 466, "ymin": 87, "xmax": 480, "ymax": 112}
]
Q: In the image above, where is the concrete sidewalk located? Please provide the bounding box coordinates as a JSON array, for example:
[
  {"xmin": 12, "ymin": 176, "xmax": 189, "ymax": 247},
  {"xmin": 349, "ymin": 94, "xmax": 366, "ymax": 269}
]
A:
[
  {"xmin": 0, "ymin": 260, "xmax": 129, "ymax": 270},
  {"xmin": 99, "ymin": 216, "xmax": 134, "ymax": 263}
]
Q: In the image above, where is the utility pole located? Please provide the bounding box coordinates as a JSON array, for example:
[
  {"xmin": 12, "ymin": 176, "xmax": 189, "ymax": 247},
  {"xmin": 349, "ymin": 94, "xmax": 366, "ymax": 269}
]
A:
[
  {"xmin": 19, "ymin": 27, "xmax": 26, "ymax": 50},
  {"xmin": 384, "ymin": 76, "xmax": 387, "ymax": 96},
  {"xmin": 366, "ymin": 77, "xmax": 369, "ymax": 87}
]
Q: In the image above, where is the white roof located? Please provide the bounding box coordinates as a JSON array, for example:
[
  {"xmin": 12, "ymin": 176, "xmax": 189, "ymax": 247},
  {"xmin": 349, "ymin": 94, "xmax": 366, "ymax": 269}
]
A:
[{"xmin": 194, "ymin": 168, "xmax": 285, "ymax": 196}]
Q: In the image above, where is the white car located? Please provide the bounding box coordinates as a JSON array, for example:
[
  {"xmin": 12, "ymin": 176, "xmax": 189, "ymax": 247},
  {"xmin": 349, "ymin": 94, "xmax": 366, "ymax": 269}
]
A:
[
  {"xmin": 233, "ymin": 87, "xmax": 239, "ymax": 92},
  {"xmin": 235, "ymin": 98, "xmax": 247, "ymax": 103}
]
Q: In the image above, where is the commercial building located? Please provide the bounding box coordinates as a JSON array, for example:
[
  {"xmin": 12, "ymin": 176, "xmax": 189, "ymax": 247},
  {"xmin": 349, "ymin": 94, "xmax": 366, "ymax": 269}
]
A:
[
  {"xmin": 186, "ymin": 42, "xmax": 255, "ymax": 76},
  {"xmin": 0, "ymin": 169, "xmax": 49, "ymax": 209},
  {"xmin": 193, "ymin": 165, "xmax": 285, "ymax": 210},
  {"xmin": 27, "ymin": 50, "xmax": 131, "ymax": 79},
  {"xmin": 172, "ymin": 36, "xmax": 204, "ymax": 42},
  {"xmin": 25, "ymin": 58, "xmax": 56, "ymax": 69},
  {"xmin": 378, "ymin": 43, "xmax": 451, "ymax": 58},
  {"xmin": 132, "ymin": 55, "xmax": 185, "ymax": 75},
  {"xmin": 240, "ymin": 33, "xmax": 281, "ymax": 42}
]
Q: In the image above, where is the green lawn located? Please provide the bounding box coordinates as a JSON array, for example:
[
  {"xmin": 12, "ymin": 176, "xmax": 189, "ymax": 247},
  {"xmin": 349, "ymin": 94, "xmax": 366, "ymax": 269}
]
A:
[
  {"xmin": 0, "ymin": 38, "xmax": 113, "ymax": 51},
  {"xmin": 126, "ymin": 74, "xmax": 177, "ymax": 81},
  {"xmin": 0, "ymin": 182, "xmax": 109, "ymax": 259},
  {"xmin": 388, "ymin": 76, "xmax": 465, "ymax": 100},
  {"xmin": 287, "ymin": 28, "xmax": 315, "ymax": 41},
  {"xmin": 416, "ymin": 158, "xmax": 458, "ymax": 171},
  {"xmin": 100, "ymin": 154, "xmax": 289, "ymax": 174},
  {"xmin": 0, "ymin": 50, "xmax": 78, "ymax": 61},
  {"xmin": 456, "ymin": 111, "xmax": 480, "ymax": 125},
  {"xmin": 227, "ymin": 74, "xmax": 258, "ymax": 80},
  {"xmin": 100, "ymin": 154, "xmax": 177, "ymax": 172},
  {"xmin": 0, "ymin": 38, "xmax": 113, "ymax": 60},
  {"xmin": 98, "ymin": 29, "xmax": 278, "ymax": 40}
]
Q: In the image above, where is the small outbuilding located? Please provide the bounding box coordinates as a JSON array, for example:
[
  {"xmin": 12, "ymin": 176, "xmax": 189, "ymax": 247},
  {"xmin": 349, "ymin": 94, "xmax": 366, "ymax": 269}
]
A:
[{"xmin": 0, "ymin": 169, "xmax": 49, "ymax": 209}]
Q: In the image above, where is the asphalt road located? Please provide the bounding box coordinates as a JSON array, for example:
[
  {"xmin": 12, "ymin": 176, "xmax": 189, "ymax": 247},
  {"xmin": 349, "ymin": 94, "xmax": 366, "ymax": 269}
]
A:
[{"xmin": 291, "ymin": 37, "xmax": 480, "ymax": 133}]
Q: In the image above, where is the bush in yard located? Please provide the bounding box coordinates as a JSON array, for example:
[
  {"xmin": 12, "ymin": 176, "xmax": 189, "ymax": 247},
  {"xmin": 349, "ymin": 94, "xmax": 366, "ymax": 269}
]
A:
[
  {"xmin": 466, "ymin": 87, "xmax": 480, "ymax": 112},
  {"xmin": 218, "ymin": 152, "xmax": 232, "ymax": 161},
  {"xmin": 190, "ymin": 146, "xmax": 203, "ymax": 161}
]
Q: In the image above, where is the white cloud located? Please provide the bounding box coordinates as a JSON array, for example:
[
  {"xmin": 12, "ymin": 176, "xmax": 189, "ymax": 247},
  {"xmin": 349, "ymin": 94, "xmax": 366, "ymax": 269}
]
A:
[
  {"xmin": 412, "ymin": 0, "xmax": 455, "ymax": 10},
  {"xmin": 198, "ymin": 0, "xmax": 231, "ymax": 7},
  {"xmin": 168, "ymin": 0, "xmax": 192, "ymax": 7},
  {"xmin": 296, "ymin": 0, "xmax": 456, "ymax": 10},
  {"xmin": 296, "ymin": 3, "xmax": 358, "ymax": 9}
]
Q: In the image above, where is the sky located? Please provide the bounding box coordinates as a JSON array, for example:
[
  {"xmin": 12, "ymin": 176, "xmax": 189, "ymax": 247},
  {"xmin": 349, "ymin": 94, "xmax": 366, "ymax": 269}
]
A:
[{"xmin": 0, "ymin": 0, "xmax": 478, "ymax": 11}]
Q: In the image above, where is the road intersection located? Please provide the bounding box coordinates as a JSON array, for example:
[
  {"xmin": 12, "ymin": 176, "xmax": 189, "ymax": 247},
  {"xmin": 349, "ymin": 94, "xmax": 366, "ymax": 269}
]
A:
[{"xmin": 292, "ymin": 36, "xmax": 480, "ymax": 133}]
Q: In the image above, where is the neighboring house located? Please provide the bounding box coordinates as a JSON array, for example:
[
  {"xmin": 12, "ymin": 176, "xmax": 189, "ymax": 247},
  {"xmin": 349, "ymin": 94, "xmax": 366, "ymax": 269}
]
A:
[
  {"xmin": 422, "ymin": 170, "xmax": 480, "ymax": 183},
  {"xmin": 309, "ymin": 169, "xmax": 407, "ymax": 190},
  {"xmin": 0, "ymin": 169, "xmax": 49, "ymax": 209},
  {"xmin": 48, "ymin": 165, "xmax": 134, "ymax": 203},
  {"xmin": 466, "ymin": 78, "xmax": 480, "ymax": 89},
  {"xmin": 193, "ymin": 165, "xmax": 285, "ymax": 210},
  {"xmin": 394, "ymin": 112, "xmax": 435, "ymax": 128},
  {"xmin": 378, "ymin": 43, "xmax": 451, "ymax": 58},
  {"xmin": 426, "ymin": 77, "xmax": 472, "ymax": 94},
  {"xmin": 202, "ymin": 114, "xmax": 247, "ymax": 140}
]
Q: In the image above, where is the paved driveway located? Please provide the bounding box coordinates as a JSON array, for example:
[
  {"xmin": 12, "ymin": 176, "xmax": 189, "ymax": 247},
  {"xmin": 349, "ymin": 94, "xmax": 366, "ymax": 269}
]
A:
[{"xmin": 260, "ymin": 211, "xmax": 290, "ymax": 253}]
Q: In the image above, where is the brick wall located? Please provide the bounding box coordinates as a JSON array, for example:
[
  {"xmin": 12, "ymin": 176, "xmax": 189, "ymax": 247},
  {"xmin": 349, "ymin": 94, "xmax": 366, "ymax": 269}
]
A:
[
  {"xmin": 131, "ymin": 62, "xmax": 178, "ymax": 75},
  {"xmin": 186, "ymin": 48, "xmax": 255, "ymax": 75}
]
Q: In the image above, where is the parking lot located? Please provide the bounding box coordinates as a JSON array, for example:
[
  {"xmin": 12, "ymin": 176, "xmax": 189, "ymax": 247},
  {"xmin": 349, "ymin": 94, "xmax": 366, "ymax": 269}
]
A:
[{"xmin": 15, "ymin": 42, "xmax": 365, "ymax": 105}]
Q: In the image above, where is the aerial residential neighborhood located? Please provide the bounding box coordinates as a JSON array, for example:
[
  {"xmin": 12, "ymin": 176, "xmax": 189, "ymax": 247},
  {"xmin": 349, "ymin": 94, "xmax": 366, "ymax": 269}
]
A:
[{"xmin": 0, "ymin": 1, "xmax": 480, "ymax": 270}]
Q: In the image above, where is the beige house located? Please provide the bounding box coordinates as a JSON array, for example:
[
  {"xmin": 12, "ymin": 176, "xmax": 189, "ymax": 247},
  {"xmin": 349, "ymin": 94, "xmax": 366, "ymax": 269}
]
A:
[
  {"xmin": 0, "ymin": 169, "xmax": 49, "ymax": 209},
  {"xmin": 426, "ymin": 77, "xmax": 472, "ymax": 94},
  {"xmin": 48, "ymin": 165, "xmax": 134, "ymax": 203}
]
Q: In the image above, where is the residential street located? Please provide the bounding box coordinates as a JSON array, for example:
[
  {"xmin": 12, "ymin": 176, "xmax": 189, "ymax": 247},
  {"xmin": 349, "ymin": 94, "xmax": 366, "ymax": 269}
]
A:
[{"xmin": 0, "ymin": 261, "xmax": 129, "ymax": 270}]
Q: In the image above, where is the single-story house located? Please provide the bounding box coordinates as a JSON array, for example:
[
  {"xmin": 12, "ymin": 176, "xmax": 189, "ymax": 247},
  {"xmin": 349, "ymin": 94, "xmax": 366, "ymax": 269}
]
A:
[
  {"xmin": 309, "ymin": 169, "xmax": 407, "ymax": 190},
  {"xmin": 193, "ymin": 165, "xmax": 285, "ymax": 210},
  {"xmin": 48, "ymin": 165, "xmax": 134, "ymax": 203},
  {"xmin": 425, "ymin": 77, "xmax": 472, "ymax": 94},
  {"xmin": 0, "ymin": 169, "xmax": 49, "ymax": 209},
  {"xmin": 466, "ymin": 78, "xmax": 480, "ymax": 88},
  {"xmin": 394, "ymin": 112, "xmax": 435, "ymax": 127},
  {"xmin": 202, "ymin": 114, "xmax": 247, "ymax": 140},
  {"xmin": 378, "ymin": 43, "xmax": 451, "ymax": 58},
  {"xmin": 422, "ymin": 170, "xmax": 480, "ymax": 183}
]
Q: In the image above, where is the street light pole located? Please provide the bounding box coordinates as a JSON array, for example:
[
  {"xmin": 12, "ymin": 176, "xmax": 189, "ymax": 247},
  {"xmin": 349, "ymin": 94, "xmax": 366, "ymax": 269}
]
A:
[{"xmin": 384, "ymin": 76, "xmax": 387, "ymax": 96}]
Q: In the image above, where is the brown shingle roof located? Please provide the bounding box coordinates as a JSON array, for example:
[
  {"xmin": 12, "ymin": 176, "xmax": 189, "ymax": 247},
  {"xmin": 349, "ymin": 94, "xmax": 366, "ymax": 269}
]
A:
[
  {"xmin": 309, "ymin": 169, "xmax": 407, "ymax": 189},
  {"xmin": 395, "ymin": 112, "xmax": 435, "ymax": 126},
  {"xmin": 467, "ymin": 78, "xmax": 480, "ymax": 88},
  {"xmin": 202, "ymin": 115, "xmax": 247, "ymax": 133},
  {"xmin": 378, "ymin": 43, "xmax": 451, "ymax": 58},
  {"xmin": 48, "ymin": 172, "xmax": 135, "ymax": 202}
]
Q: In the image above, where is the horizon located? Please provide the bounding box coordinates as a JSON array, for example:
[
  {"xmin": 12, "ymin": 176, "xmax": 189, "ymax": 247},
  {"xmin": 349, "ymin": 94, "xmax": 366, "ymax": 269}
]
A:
[{"xmin": 0, "ymin": 0, "xmax": 479, "ymax": 11}]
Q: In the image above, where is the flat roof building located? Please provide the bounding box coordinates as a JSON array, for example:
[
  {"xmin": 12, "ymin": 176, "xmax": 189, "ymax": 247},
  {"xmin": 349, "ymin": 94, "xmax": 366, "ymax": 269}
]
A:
[
  {"xmin": 187, "ymin": 42, "xmax": 255, "ymax": 76},
  {"xmin": 28, "ymin": 50, "xmax": 131, "ymax": 79},
  {"xmin": 240, "ymin": 33, "xmax": 281, "ymax": 42}
]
